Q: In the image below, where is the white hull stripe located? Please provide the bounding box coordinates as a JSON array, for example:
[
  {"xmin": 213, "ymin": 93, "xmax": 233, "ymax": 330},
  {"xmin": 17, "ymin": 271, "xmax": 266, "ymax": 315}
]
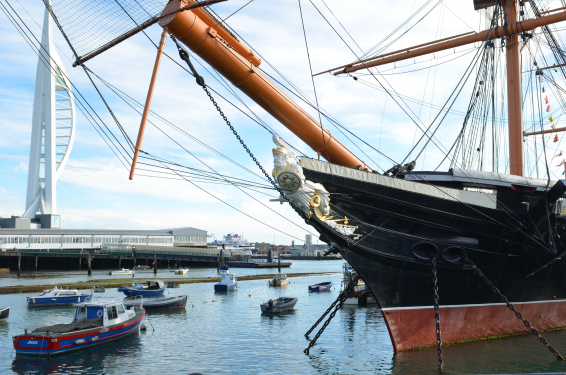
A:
[{"xmin": 381, "ymin": 299, "xmax": 566, "ymax": 311}]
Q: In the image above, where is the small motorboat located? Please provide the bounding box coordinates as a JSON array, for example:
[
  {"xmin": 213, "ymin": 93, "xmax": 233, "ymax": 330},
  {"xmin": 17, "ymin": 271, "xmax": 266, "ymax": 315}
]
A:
[
  {"xmin": 92, "ymin": 286, "xmax": 105, "ymax": 293},
  {"xmin": 108, "ymin": 268, "xmax": 133, "ymax": 276},
  {"xmin": 27, "ymin": 287, "xmax": 90, "ymax": 307},
  {"xmin": 309, "ymin": 281, "xmax": 333, "ymax": 292},
  {"xmin": 260, "ymin": 297, "xmax": 298, "ymax": 313},
  {"xmin": 135, "ymin": 265, "xmax": 151, "ymax": 270},
  {"xmin": 166, "ymin": 282, "xmax": 180, "ymax": 288},
  {"xmin": 214, "ymin": 265, "xmax": 237, "ymax": 291},
  {"xmin": 268, "ymin": 273, "xmax": 288, "ymax": 287},
  {"xmin": 0, "ymin": 307, "xmax": 9, "ymax": 322},
  {"xmin": 13, "ymin": 297, "xmax": 145, "ymax": 356},
  {"xmin": 122, "ymin": 280, "xmax": 165, "ymax": 297},
  {"xmin": 123, "ymin": 295, "xmax": 188, "ymax": 311},
  {"xmin": 174, "ymin": 268, "xmax": 189, "ymax": 275},
  {"xmin": 117, "ymin": 283, "xmax": 143, "ymax": 292}
]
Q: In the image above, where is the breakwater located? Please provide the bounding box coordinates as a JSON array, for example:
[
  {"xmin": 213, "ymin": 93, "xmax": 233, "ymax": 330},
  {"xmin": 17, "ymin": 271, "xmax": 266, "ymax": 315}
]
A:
[{"xmin": 0, "ymin": 271, "xmax": 337, "ymax": 295}]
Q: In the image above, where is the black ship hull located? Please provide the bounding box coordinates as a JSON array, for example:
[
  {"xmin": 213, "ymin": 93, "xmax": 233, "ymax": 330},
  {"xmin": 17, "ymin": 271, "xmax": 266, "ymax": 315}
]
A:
[{"xmin": 299, "ymin": 159, "xmax": 566, "ymax": 351}]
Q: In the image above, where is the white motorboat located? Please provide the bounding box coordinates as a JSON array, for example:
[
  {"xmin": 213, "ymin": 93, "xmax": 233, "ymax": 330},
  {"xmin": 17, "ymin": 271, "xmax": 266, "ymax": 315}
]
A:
[
  {"xmin": 174, "ymin": 268, "xmax": 189, "ymax": 275},
  {"xmin": 214, "ymin": 265, "xmax": 237, "ymax": 291},
  {"xmin": 107, "ymin": 268, "xmax": 133, "ymax": 276},
  {"xmin": 268, "ymin": 273, "xmax": 288, "ymax": 287}
]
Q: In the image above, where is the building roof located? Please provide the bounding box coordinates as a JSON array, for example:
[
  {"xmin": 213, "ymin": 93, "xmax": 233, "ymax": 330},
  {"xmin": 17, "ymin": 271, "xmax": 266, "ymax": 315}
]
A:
[{"xmin": 0, "ymin": 227, "xmax": 203, "ymax": 236}]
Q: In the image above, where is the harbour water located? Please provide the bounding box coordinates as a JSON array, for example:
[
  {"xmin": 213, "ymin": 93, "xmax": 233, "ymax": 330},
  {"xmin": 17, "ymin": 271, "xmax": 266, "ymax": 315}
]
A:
[{"xmin": 2, "ymin": 260, "xmax": 566, "ymax": 374}]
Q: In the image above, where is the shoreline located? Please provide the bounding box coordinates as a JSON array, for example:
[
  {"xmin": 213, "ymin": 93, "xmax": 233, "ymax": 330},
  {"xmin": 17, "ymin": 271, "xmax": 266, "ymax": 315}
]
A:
[{"xmin": 0, "ymin": 272, "xmax": 339, "ymax": 295}]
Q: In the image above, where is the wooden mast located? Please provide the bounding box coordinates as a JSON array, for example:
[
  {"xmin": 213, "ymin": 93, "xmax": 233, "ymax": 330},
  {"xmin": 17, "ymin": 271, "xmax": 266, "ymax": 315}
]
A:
[{"xmin": 504, "ymin": 0, "xmax": 524, "ymax": 176}]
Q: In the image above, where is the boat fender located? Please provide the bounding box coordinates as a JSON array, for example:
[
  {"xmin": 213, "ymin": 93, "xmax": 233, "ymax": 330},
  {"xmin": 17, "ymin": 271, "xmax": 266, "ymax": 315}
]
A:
[
  {"xmin": 91, "ymin": 336, "xmax": 98, "ymax": 342},
  {"xmin": 75, "ymin": 339, "xmax": 85, "ymax": 344}
]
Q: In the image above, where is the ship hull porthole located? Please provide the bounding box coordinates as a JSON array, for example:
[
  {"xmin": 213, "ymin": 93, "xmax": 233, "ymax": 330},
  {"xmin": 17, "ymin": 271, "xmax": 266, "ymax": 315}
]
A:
[
  {"xmin": 442, "ymin": 246, "xmax": 465, "ymax": 265},
  {"xmin": 411, "ymin": 242, "xmax": 438, "ymax": 261}
]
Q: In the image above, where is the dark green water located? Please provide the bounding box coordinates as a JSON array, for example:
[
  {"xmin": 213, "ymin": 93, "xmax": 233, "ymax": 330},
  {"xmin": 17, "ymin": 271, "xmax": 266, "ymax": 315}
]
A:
[{"xmin": 1, "ymin": 261, "xmax": 566, "ymax": 374}]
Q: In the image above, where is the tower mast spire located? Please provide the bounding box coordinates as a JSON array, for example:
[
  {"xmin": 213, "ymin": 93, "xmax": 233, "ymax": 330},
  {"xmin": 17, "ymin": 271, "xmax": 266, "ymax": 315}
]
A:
[{"xmin": 24, "ymin": 1, "xmax": 76, "ymax": 218}]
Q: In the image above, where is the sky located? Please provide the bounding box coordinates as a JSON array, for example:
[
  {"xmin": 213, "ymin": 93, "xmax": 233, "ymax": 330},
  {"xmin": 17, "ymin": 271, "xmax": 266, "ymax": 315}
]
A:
[{"xmin": 1, "ymin": 0, "xmax": 566, "ymax": 245}]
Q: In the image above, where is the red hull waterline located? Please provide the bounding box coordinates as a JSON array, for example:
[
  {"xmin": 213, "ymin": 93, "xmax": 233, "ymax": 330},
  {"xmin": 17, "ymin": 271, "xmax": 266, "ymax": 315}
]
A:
[{"xmin": 382, "ymin": 299, "xmax": 566, "ymax": 351}]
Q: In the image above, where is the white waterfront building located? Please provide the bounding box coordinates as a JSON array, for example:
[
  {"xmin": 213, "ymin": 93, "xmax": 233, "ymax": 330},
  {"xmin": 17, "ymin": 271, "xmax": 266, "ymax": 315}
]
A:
[{"xmin": 0, "ymin": 227, "xmax": 207, "ymax": 251}]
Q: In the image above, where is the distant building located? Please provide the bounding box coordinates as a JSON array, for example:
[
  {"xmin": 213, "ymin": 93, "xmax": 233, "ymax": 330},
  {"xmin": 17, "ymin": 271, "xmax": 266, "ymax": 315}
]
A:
[
  {"xmin": 0, "ymin": 227, "xmax": 207, "ymax": 251},
  {"xmin": 290, "ymin": 243, "xmax": 328, "ymax": 257}
]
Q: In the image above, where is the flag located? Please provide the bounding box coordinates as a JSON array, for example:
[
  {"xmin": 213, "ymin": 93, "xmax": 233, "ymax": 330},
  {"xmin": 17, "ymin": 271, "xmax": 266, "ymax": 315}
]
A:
[
  {"xmin": 560, "ymin": 151, "xmax": 563, "ymax": 157},
  {"xmin": 546, "ymin": 96, "xmax": 549, "ymax": 104},
  {"xmin": 543, "ymin": 87, "xmax": 546, "ymax": 93},
  {"xmin": 552, "ymin": 124, "xmax": 556, "ymax": 129},
  {"xmin": 547, "ymin": 105, "xmax": 551, "ymax": 112},
  {"xmin": 152, "ymin": 261, "xmax": 155, "ymax": 265},
  {"xmin": 558, "ymin": 159, "xmax": 565, "ymax": 167},
  {"xmin": 550, "ymin": 115, "xmax": 554, "ymax": 122},
  {"xmin": 554, "ymin": 134, "xmax": 559, "ymax": 143},
  {"xmin": 540, "ymin": 76, "xmax": 544, "ymax": 82}
]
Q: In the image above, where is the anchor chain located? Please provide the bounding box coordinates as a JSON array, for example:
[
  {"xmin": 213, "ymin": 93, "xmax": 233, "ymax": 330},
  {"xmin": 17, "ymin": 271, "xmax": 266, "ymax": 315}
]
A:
[
  {"xmin": 462, "ymin": 254, "xmax": 565, "ymax": 361},
  {"xmin": 303, "ymin": 275, "xmax": 360, "ymax": 355},
  {"xmin": 431, "ymin": 254, "xmax": 444, "ymax": 372},
  {"xmin": 169, "ymin": 35, "xmax": 322, "ymax": 224},
  {"xmin": 169, "ymin": 35, "xmax": 282, "ymax": 195}
]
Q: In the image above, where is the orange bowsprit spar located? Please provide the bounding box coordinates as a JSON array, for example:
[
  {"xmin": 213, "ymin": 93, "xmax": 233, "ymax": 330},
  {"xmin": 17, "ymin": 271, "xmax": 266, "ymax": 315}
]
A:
[{"xmin": 159, "ymin": 0, "xmax": 371, "ymax": 172}]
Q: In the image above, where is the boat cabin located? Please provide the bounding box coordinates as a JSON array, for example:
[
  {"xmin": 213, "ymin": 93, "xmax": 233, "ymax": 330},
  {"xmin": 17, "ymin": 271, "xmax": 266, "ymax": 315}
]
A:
[
  {"xmin": 144, "ymin": 280, "xmax": 165, "ymax": 290},
  {"xmin": 73, "ymin": 299, "xmax": 134, "ymax": 327}
]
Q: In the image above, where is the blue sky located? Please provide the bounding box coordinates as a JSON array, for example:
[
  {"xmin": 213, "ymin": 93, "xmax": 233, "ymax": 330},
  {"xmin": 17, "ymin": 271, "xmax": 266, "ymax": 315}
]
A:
[{"xmin": 1, "ymin": 0, "xmax": 565, "ymax": 244}]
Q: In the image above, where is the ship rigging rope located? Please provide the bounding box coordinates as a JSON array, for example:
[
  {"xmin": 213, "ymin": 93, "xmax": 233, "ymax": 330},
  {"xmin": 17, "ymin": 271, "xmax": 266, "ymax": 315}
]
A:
[
  {"xmin": 2, "ymin": 1, "xmax": 320, "ymax": 241},
  {"xmin": 168, "ymin": 34, "xmax": 322, "ymax": 237},
  {"xmin": 0, "ymin": 1, "xmax": 135, "ymax": 170},
  {"xmin": 298, "ymin": 0, "xmax": 339, "ymax": 199},
  {"xmin": 305, "ymin": 0, "xmax": 454, "ymax": 161}
]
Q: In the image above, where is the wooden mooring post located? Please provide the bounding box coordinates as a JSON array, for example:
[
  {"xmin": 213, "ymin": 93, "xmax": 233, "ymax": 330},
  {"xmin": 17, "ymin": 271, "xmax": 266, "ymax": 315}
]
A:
[
  {"xmin": 154, "ymin": 254, "xmax": 157, "ymax": 274},
  {"xmin": 35, "ymin": 256, "xmax": 38, "ymax": 271},
  {"xmin": 17, "ymin": 254, "xmax": 21, "ymax": 277},
  {"xmin": 118, "ymin": 256, "xmax": 121, "ymax": 269},
  {"xmin": 88, "ymin": 256, "xmax": 92, "ymax": 276},
  {"xmin": 79, "ymin": 257, "xmax": 81, "ymax": 270}
]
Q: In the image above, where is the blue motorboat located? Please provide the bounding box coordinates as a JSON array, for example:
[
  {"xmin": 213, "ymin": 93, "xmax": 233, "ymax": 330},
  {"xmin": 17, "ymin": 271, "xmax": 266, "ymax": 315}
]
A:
[
  {"xmin": 27, "ymin": 287, "xmax": 90, "ymax": 307},
  {"xmin": 13, "ymin": 297, "xmax": 145, "ymax": 356},
  {"xmin": 309, "ymin": 281, "xmax": 333, "ymax": 292},
  {"xmin": 122, "ymin": 280, "xmax": 165, "ymax": 297},
  {"xmin": 123, "ymin": 295, "xmax": 188, "ymax": 311}
]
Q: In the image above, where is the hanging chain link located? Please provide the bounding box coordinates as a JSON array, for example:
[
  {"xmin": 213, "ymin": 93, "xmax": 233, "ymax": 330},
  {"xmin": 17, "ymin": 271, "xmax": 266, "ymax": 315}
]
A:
[
  {"xmin": 431, "ymin": 254, "xmax": 444, "ymax": 372},
  {"xmin": 169, "ymin": 35, "xmax": 283, "ymax": 194},
  {"xmin": 462, "ymin": 254, "xmax": 565, "ymax": 361},
  {"xmin": 303, "ymin": 275, "xmax": 360, "ymax": 355},
  {"xmin": 304, "ymin": 275, "xmax": 360, "ymax": 339}
]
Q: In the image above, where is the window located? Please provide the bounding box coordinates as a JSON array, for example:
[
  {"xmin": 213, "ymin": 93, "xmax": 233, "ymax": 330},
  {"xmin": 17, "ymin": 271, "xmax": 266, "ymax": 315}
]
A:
[
  {"xmin": 117, "ymin": 304, "xmax": 125, "ymax": 314},
  {"xmin": 106, "ymin": 306, "xmax": 118, "ymax": 320}
]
